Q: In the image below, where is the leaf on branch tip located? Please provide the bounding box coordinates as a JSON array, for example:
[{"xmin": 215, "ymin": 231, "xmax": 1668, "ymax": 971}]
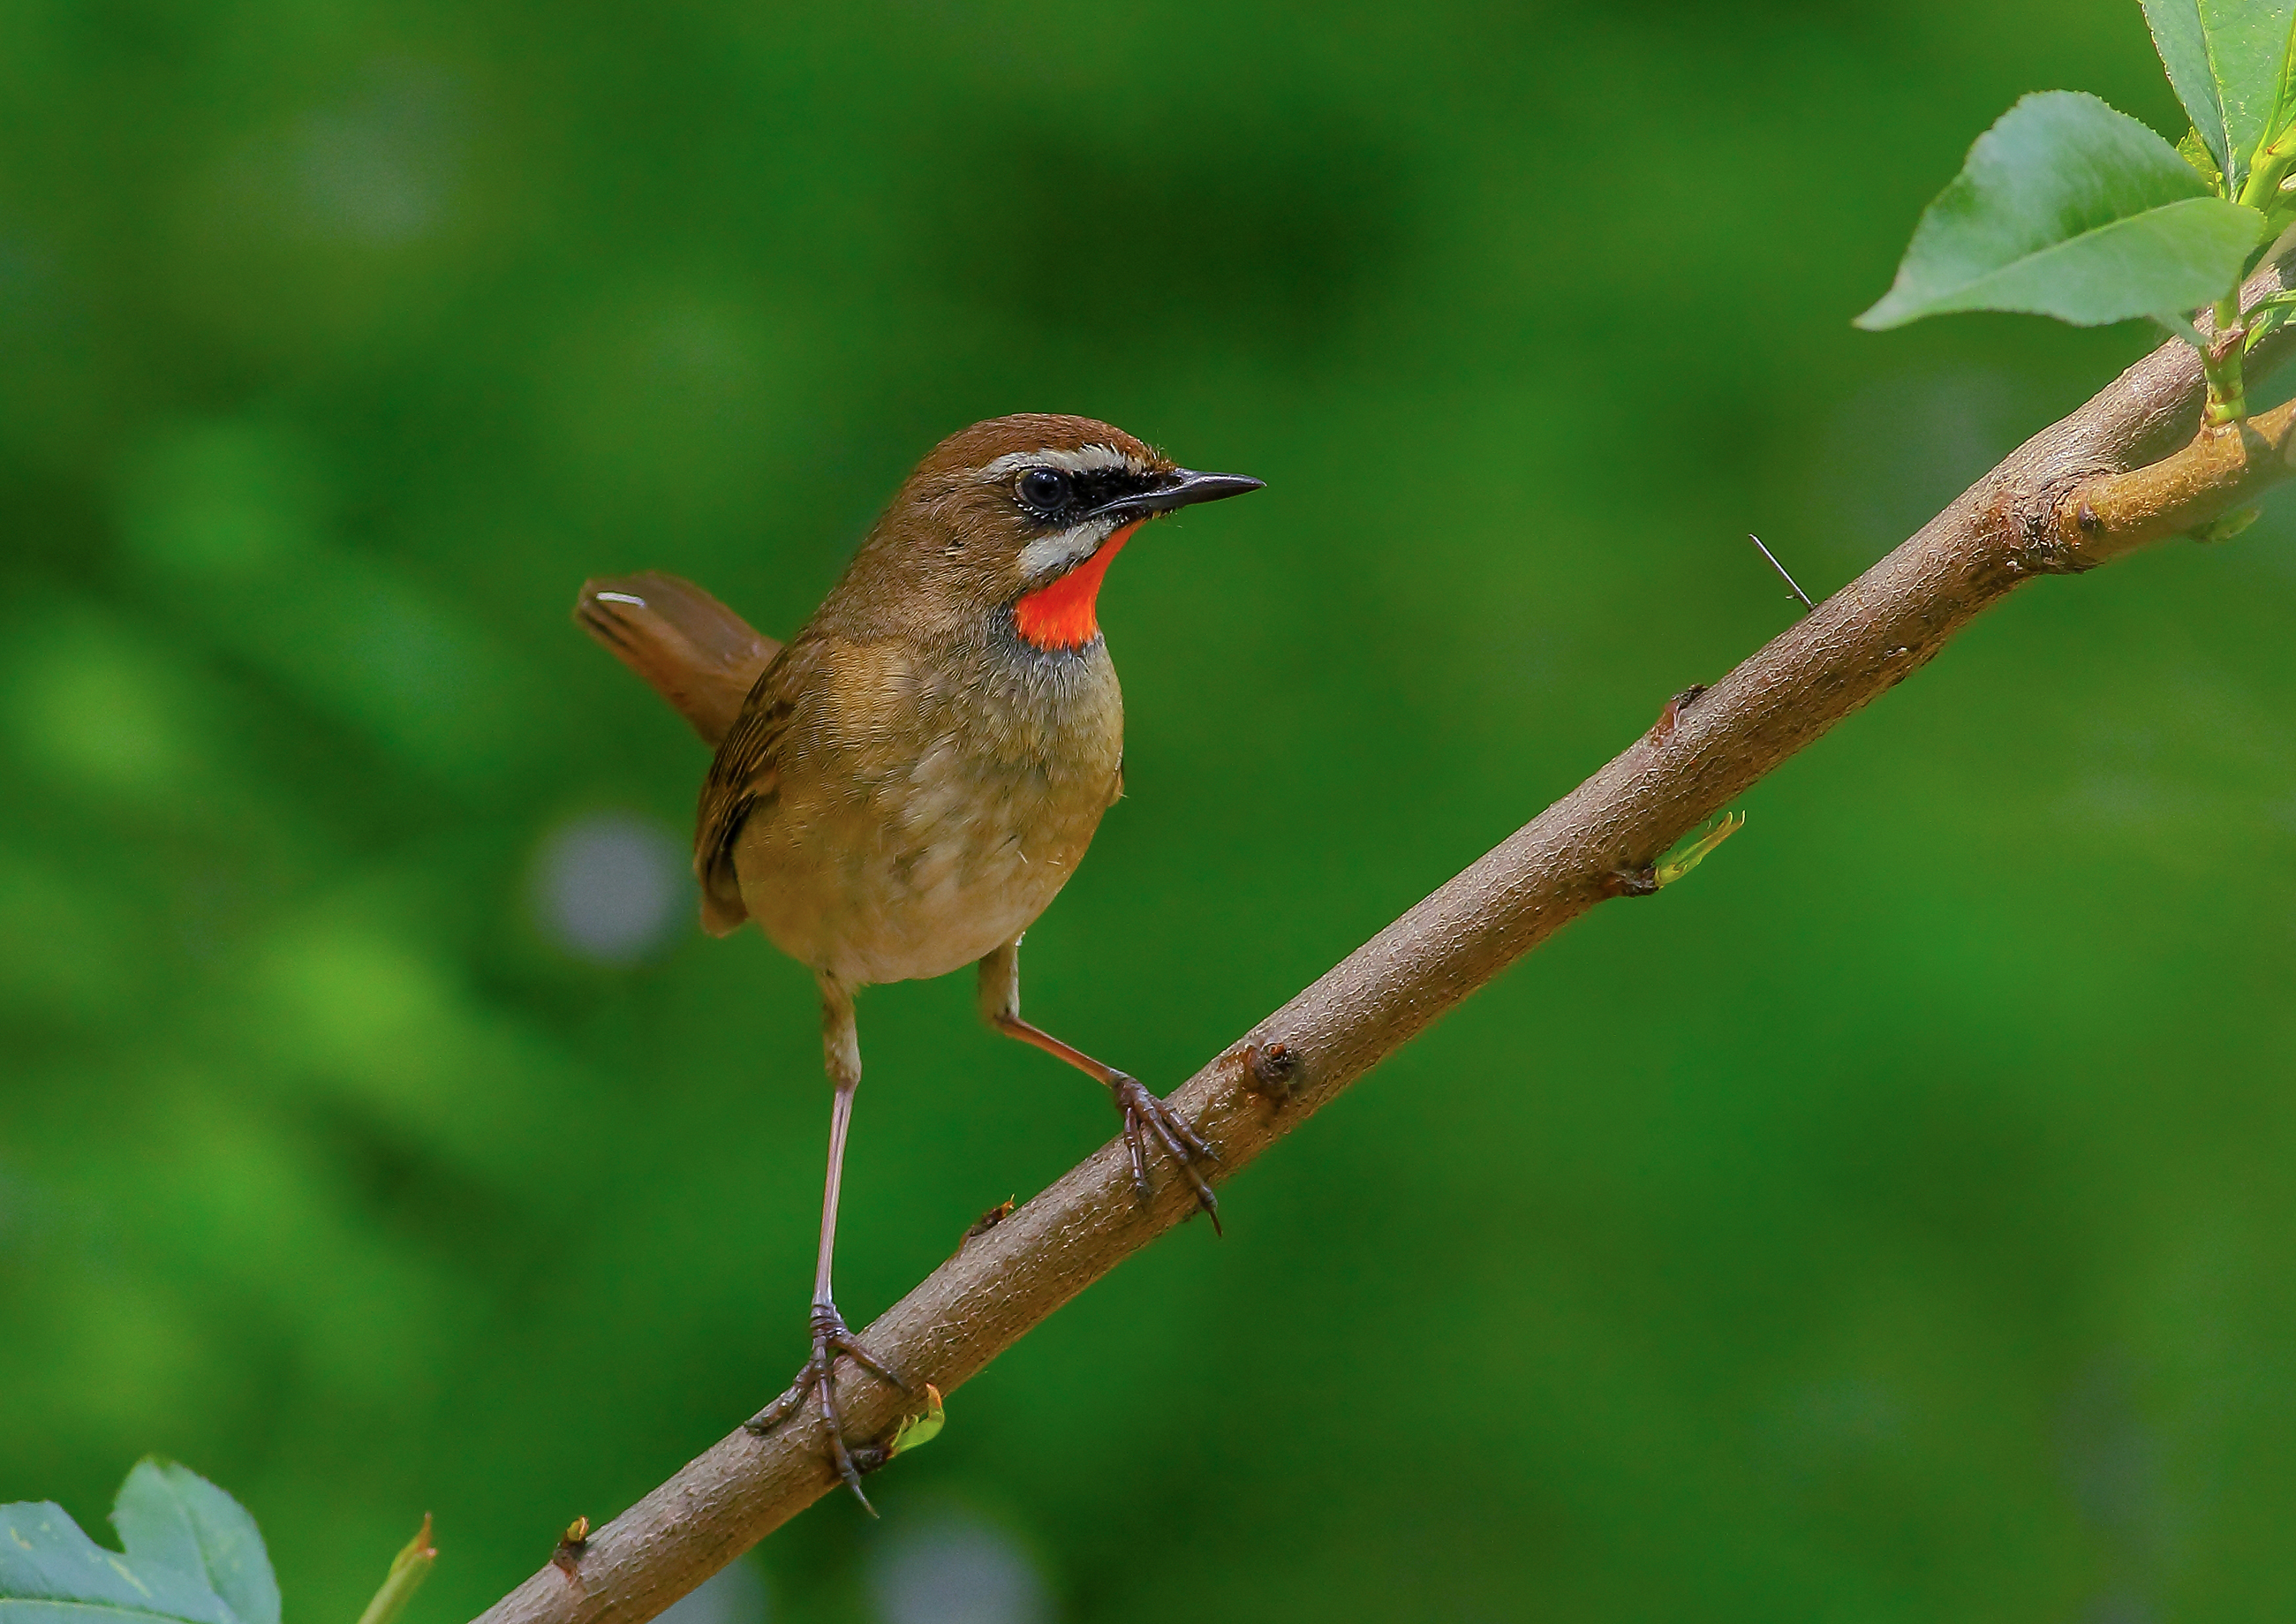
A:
[
  {"xmin": 0, "ymin": 1460, "xmax": 280, "ymax": 1624},
  {"xmin": 2142, "ymin": 0, "xmax": 2296, "ymax": 192},
  {"xmin": 1653, "ymin": 812, "xmax": 1744, "ymax": 888},
  {"xmin": 888, "ymin": 1386, "xmax": 946, "ymax": 1457},
  {"xmin": 1855, "ymin": 91, "xmax": 2266, "ymax": 331}
]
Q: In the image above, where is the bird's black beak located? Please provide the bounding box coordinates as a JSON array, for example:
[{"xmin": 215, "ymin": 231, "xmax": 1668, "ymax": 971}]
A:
[{"xmin": 1089, "ymin": 468, "xmax": 1265, "ymax": 523}]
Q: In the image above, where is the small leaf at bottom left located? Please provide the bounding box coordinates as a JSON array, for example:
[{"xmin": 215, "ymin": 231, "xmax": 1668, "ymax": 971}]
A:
[
  {"xmin": 111, "ymin": 1460, "xmax": 280, "ymax": 1624},
  {"xmin": 1, "ymin": 1462, "xmax": 276, "ymax": 1624}
]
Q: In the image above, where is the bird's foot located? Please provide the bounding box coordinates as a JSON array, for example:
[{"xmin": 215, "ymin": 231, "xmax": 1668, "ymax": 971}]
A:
[
  {"xmin": 1108, "ymin": 1072, "xmax": 1221, "ymax": 1235},
  {"xmin": 744, "ymin": 1301, "xmax": 910, "ymax": 1514}
]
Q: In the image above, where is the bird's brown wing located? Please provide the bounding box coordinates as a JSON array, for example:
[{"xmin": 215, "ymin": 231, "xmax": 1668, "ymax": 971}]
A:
[
  {"xmin": 573, "ymin": 571, "xmax": 782, "ymax": 749},
  {"xmin": 691, "ymin": 640, "xmax": 812, "ymax": 937}
]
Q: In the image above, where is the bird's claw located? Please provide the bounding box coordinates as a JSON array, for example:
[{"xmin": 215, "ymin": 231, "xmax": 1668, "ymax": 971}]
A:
[
  {"xmin": 744, "ymin": 1303, "xmax": 910, "ymax": 1514},
  {"xmin": 1108, "ymin": 1072, "xmax": 1221, "ymax": 1235}
]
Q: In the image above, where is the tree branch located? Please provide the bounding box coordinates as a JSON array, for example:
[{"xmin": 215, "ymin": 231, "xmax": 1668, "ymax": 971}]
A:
[
  {"xmin": 472, "ymin": 266, "xmax": 2296, "ymax": 1624},
  {"xmin": 2058, "ymin": 390, "xmax": 2296, "ymax": 559}
]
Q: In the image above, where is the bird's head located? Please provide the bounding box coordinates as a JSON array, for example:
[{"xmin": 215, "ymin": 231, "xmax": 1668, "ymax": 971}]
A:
[{"xmin": 847, "ymin": 413, "xmax": 1262, "ymax": 651}]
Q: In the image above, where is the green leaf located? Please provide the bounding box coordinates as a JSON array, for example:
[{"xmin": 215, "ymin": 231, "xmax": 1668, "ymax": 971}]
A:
[
  {"xmin": 0, "ymin": 1462, "xmax": 278, "ymax": 1624},
  {"xmin": 887, "ymin": 1385, "xmax": 946, "ymax": 1456},
  {"xmin": 2142, "ymin": 0, "xmax": 2296, "ymax": 191},
  {"xmin": 1857, "ymin": 92, "xmax": 2266, "ymax": 330},
  {"xmin": 110, "ymin": 1463, "xmax": 278, "ymax": 1624},
  {"xmin": 2243, "ymin": 286, "xmax": 2296, "ymax": 349},
  {"xmin": 2179, "ymin": 124, "xmax": 2226, "ymax": 189},
  {"xmin": 2191, "ymin": 505, "xmax": 2262, "ymax": 541},
  {"xmin": 1653, "ymin": 812, "xmax": 1743, "ymax": 889},
  {"xmin": 2156, "ymin": 306, "xmax": 2209, "ymax": 348}
]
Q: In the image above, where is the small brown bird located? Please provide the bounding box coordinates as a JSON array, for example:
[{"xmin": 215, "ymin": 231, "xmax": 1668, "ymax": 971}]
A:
[{"xmin": 575, "ymin": 413, "xmax": 1260, "ymax": 1506}]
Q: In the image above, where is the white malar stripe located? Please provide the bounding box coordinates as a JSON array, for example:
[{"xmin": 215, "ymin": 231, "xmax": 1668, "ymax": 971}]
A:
[
  {"xmin": 978, "ymin": 443, "xmax": 1144, "ymax": 480},
  {"xmin": 1016, "ymin": 517, "xmax": 1119, "ymax": 579}
]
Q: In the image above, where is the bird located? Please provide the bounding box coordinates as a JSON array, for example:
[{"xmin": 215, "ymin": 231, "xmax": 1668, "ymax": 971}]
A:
[{"xmin": 573, "ymin": 413, "xmax": 1262, "ymax": 1507}]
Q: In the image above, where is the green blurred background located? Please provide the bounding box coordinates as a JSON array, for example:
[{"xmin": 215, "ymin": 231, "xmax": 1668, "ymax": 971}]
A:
[{"xmin": 7, "ymin": 2, "xmax": 2296, "ymax": 1620}]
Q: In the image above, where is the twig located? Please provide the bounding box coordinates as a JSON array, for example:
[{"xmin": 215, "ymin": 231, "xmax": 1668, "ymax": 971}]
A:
[
  {"xmin": 358, "ymin": 1516, "xmax": 436, "ymax": 1624},
  {"xmin": 2056, "ymin": 390, "xmax": 2296, "ymax": 560},
  {"xmin": 469, "ymin": 256, "xmax": 2296, "ymax": 1624},
  {"xmin": 1747, "ymin": 533, "xmax": 1816, "ymax": 611}
]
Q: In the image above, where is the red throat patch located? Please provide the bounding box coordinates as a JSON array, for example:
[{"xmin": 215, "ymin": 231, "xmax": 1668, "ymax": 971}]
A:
[{"xmin": 1013, "ymin": 520, "xmax": 1142, "ymax": 650}]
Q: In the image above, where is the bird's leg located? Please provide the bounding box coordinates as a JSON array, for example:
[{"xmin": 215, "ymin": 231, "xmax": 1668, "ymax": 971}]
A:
[
  {"xmin": 976, "ymin": 939, "xmax": 1220, "ymax": 1233},
  {"xmin": 745, "ymin": 977, "xmax": 910, "ymax": 1513}
]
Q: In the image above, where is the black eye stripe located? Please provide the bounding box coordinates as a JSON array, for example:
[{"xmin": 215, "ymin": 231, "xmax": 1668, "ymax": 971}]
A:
[{"xmin": 1012, "ymin": 463, "xmax": 1166, "ymax": 522}]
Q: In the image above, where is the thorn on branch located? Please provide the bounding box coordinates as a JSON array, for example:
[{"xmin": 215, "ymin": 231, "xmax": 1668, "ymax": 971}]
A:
[{"xmin": 1747, "ymin": 534, "xmax": 1816, "ymax": 612}]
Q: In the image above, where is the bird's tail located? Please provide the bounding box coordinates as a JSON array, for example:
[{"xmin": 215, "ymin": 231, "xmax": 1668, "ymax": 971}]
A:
[{"xmin": 572, "ymin": 571, "xmax": 782, "ymax": 749}]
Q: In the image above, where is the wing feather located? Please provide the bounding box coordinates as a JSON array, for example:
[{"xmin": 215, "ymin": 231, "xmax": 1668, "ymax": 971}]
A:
[{"xmin": 692, "ymin": 644, "xmax": 814, "ymax": 937}]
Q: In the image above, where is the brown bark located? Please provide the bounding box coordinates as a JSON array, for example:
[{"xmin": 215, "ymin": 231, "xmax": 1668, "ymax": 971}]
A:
[
  {"xmin": 2057, "ymin": 390, "xmax": 2296, "ymax": 561},
  {"xmin": 471, "ymin": 271, "xmax": 2296, "ymax": 1624}
]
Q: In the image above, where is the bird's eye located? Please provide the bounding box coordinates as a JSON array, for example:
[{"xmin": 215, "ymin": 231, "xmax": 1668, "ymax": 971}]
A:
[{"xmin": 1017, "ymin": 468, "xmax": 1069, "ymax": 514}]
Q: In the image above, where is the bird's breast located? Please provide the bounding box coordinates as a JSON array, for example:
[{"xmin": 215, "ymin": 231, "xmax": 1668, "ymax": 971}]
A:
[{"xmin": 734, "ymin": 636, "xmax": 1124, "ymax": 986}]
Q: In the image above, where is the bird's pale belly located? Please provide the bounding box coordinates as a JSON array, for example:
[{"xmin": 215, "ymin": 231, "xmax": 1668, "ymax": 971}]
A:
[{"xmin": 735, "ymin": 736, "xmax": 1117, "ymax": 986}]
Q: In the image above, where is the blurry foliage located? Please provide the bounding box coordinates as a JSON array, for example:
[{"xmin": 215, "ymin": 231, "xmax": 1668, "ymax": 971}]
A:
[{"xmin": 5, "ymin": 3, "xmax": 2296, "ymax": 1623}]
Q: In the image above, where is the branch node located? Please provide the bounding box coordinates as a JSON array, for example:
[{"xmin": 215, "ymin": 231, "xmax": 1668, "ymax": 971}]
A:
[
  {"xmin": 1602, "ymin": 866, "xmax": 1660, "ymax": 899},
  {"xmin": 1244, "ymin": 1040, "xmax": 1301, "ymax": 1101},
  {"xmin": 955, "ymin": 1197, "xmax": 1017, "ymax": 1255},
  {"xmin": 2051, "ymin": 400, "xmax": 2296, "ymax": 568},
  {"xmin": 551, "ymin": 1519, "xmax": 589, "ymax": 1579},
  {"xmin": 1649, "ymin": 684, "xmax": 1708, "ymax": 744}
]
